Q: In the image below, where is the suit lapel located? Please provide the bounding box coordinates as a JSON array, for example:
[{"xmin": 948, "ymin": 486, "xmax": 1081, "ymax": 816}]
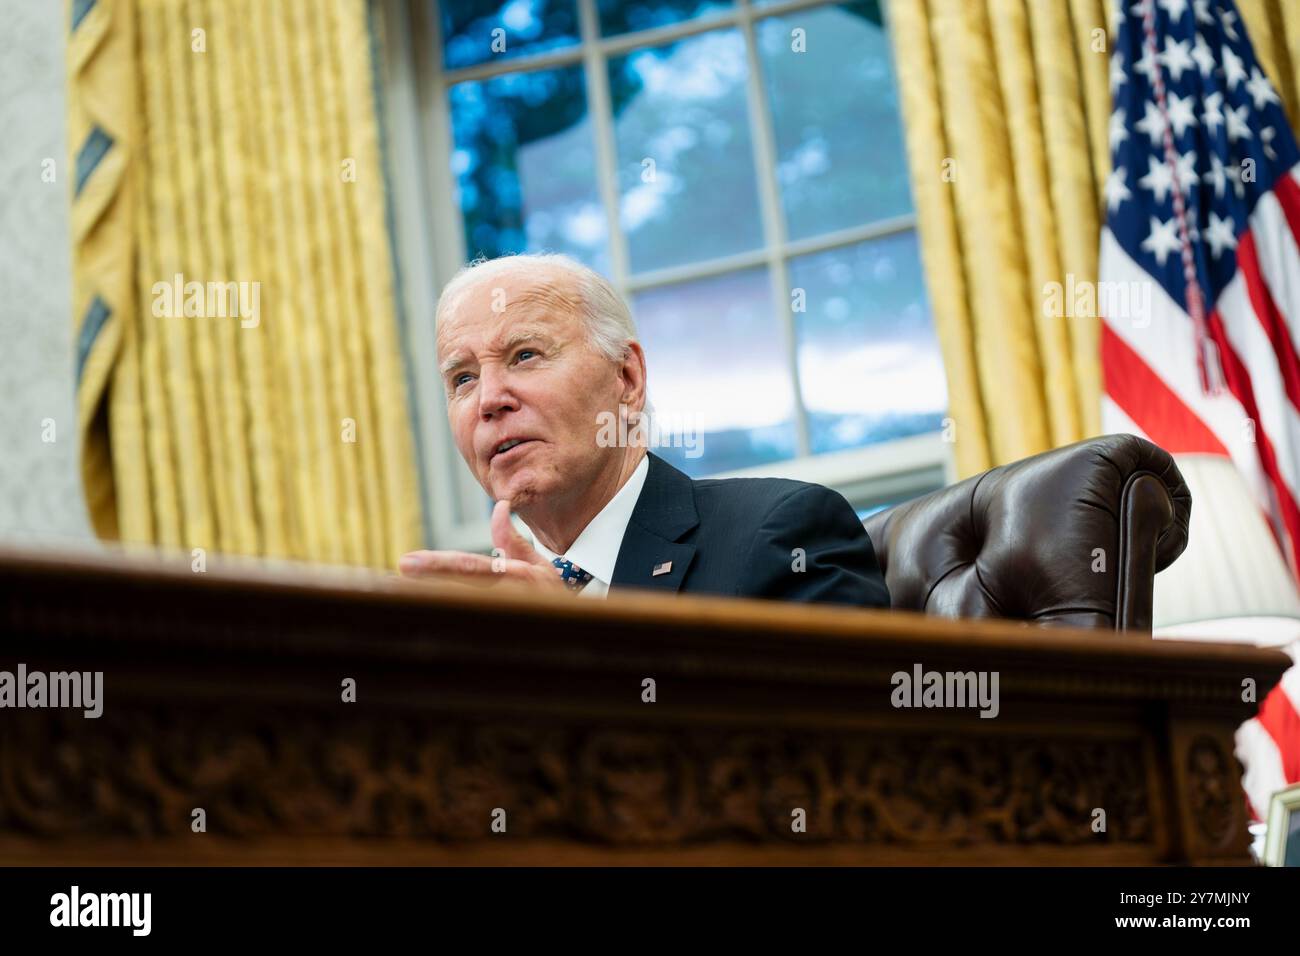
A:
[
  {"xmin": 612, "ymin": 528, "xmax": 696, "ymax": 594},
  {"xmin": 611, "ymin": 453, "xmax": 698, "ymax": 594}
]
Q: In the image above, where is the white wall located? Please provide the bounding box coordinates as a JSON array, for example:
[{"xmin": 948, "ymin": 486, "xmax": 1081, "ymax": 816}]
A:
[{"xmin": 0, "ymin": 0, "xmax": 92, "ymax": 547}]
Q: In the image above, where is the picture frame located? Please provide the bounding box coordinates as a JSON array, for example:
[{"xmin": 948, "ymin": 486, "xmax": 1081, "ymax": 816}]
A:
[{"xmin": 1263, "ymin": 782, "xmax": 1300, "ymax": 867}]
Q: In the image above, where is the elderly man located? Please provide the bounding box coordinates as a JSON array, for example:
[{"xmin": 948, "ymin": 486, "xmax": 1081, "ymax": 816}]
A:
[{"xmin": 399, "ymin": 253, "xmax": 889, "ymax": 607}]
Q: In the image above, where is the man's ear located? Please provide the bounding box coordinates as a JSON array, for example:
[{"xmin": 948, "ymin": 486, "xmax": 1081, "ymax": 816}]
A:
[{"xmin": 618, "ymin": 341, "xmax": 648, "ymax": 412}]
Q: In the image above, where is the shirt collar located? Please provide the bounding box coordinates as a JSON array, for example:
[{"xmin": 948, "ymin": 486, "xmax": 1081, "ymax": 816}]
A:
[{"xmin": 527, "ymin": 455, "xmax": 651, "ymax": 585}]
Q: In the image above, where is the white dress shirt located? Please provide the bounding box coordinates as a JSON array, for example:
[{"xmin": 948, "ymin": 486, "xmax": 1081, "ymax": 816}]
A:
[{"xmin": 527, "ymin": 455, "xmax": 650, "ymax": 598}]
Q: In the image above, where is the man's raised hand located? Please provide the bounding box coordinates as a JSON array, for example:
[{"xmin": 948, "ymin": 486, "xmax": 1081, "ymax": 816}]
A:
[{"xmin": 397, "ymin": 500, "xmax": 566, "ymax": 591}]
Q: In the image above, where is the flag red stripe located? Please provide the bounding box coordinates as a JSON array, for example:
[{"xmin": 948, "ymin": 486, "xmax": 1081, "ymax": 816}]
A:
[
  {"xmin": 1100, "ymin": 322, "xmax": 1230, "ymax": 455},
  {"xmin": 1237, "ymin": 230, "xmax": 1300, "ymax": 416},
  {"xmin": 1205, "ymin": 309, "xmax": 1300, "ymax": 573},
  {"xmin": 1271, "ymin": 172, "xmax": 1300, "ymax": 258},
  {"xmin": 1256, "ymin": 685, "xmax": 1300, "ymax": 785},
  {"xmin": 1250, "ymin": 173, "xmax": 1300, "ymax": 813}
]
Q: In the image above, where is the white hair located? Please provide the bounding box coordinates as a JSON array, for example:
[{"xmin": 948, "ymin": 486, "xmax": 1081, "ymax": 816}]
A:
[{"xmin": 435, "ymin": 252, "xmax": 639, "ymax": 364}]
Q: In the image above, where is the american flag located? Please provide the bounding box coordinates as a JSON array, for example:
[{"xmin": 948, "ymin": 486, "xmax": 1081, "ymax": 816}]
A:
[{"xmin": 1099, "ymin": 0, "xmax": 1300, "ymax": 824}]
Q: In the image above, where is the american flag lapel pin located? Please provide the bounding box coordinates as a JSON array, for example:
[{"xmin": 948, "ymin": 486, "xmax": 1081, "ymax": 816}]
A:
[{"xmin": 652, "ymin": 561, "xmax": 673, "ymax": 577}]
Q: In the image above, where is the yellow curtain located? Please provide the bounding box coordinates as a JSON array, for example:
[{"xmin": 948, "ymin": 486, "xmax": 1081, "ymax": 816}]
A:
[
  {"xmin": 891, "ymin": 0, "xmax": 1300, "ymax": 479},
  {"xmin": 68, "ymin": 0, "xmax": 424, "ymax": 567},
  {"xmin": 888, "ymin": 0, "xmax": 1110, "ymax": 478}
]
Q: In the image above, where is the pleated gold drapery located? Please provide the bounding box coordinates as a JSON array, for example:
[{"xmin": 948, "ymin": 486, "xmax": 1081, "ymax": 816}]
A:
[
  {"xmin": 888, "ymin": 0, "xmax": 1111, "ymax": 479},
  {"xmin": 890, "ymin": 0, "xmax": 1300, "ymax": 480},
  {"xmin": 68, "ymin": 0, "xmax": 424, "ymax": 567}
]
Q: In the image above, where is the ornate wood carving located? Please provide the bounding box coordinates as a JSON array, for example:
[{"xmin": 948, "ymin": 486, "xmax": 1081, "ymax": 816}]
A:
[
  {"xmin": 1, "ymin": 711, "xmax": 1152, "ymax": 847},
  {"xmin": 1185, "ymin": 734, "xmax": 1237, "ymax": 849}
]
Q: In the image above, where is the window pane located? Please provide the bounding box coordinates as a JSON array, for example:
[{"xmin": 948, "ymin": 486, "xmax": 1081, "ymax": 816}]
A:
[
  {"xmin": 441, "ymin": 0, "xmax": 580, "ymax": 71},
  {"xmin": 597, "ymin": 0, "xmax": 732, "ymax": 37},
  {"xmin": 448, "ymin": 67, "xmax": 609, "ymax": 272},
  {"xmin": 789, "ymin": 232, "xmax": 947, "ymax": 455},
  {"xmin": 757, "ymin": 1, "xmax": 912, "ymax": 239},
  {"xmin": 632, "ymin": 269, "xmax": 796, "ymax": 476},
  {"xmin": 608, "ymin": 29, "xmax": 763, "ymax": 274}
]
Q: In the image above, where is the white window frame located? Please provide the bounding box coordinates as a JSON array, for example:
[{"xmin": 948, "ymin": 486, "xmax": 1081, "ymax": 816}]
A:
[{"xmin": 377, "ymin": 0, "xmax": 955, "ymax": 551}]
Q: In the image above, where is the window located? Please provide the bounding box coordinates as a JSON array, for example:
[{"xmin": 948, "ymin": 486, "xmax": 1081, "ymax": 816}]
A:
[{"xmin": 378, "ymin": 0, "xmax": 952, "ymax": 547}]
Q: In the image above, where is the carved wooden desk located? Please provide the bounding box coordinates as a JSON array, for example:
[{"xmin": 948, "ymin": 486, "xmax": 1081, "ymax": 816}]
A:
[{"xmin": 0, "ymin": 547, "xmax": 1288, "ymax": 865}]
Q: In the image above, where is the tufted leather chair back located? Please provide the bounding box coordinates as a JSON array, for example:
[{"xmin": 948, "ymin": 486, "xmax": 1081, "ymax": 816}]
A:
[{"xmin": 863, "ymin": 434, "xmax": 1191, "ymax": 631}]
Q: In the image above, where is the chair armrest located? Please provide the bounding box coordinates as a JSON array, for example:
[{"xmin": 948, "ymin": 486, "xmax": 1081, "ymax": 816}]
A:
[{"xmin": 863, "ymin": 434, "xmax": 1191, "ymax": 631}]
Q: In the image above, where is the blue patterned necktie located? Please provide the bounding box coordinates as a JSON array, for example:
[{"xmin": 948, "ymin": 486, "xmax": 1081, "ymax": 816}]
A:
[{"xmin": 552, "ymin": 557, "xmax": 594, "ymax": 592}]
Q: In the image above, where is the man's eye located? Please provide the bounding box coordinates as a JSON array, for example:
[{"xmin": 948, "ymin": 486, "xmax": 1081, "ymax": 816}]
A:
[
  {"xmin": 516, "ymin": 349, "xmax": 538, "ymax": 363},
  {"xmin": 453, "ymin": 373, "xmax": 474, "ymax": 389}
]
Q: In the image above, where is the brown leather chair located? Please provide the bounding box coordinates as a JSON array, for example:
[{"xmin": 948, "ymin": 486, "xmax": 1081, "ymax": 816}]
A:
[{"xmin": 863, "ymin": 434, "xmax": 1191, "ymax": 631}]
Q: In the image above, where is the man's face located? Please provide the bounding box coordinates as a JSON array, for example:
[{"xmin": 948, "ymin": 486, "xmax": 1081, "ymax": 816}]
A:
[{"xmin": 436, "ymin": 269, "xmax": 632, "ymax": 509}]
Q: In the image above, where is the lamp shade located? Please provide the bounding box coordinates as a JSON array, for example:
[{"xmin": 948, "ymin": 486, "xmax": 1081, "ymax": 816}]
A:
[{"xmin": 1153, "ymin": 454, "xmax": 1300, "ymax": 634}]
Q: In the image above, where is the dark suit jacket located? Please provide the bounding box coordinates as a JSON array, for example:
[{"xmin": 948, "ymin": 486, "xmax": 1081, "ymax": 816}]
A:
[{"xmin": 609, "ymin": 453, "xmax": 890, "ymax": 608}]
